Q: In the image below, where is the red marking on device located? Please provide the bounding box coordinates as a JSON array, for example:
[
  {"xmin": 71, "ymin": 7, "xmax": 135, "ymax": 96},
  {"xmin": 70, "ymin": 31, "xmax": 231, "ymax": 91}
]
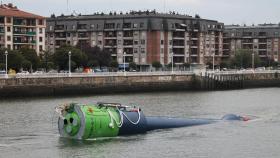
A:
[
  {"xmin": 242, "ymin": 116, "xmax": 250, "ymax": 121},
  {"xmin": 88, "ymin": 108, "xmax": 93, "ymax": 113}
]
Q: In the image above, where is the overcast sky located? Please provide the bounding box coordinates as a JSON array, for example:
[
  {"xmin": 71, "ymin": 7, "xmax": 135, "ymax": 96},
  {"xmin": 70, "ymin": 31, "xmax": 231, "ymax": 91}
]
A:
[{"xmin": 3, "ymin": 0, "xmax": 280, "ymax": 25}]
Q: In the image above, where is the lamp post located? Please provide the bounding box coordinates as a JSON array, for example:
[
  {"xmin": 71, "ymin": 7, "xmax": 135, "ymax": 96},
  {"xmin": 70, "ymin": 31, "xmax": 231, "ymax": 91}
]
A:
[
  {"xmin": 123, "ymin": 52, "xmax": 126, "ymax": 75},
  {"xmin": 212, "ymin": 52, "xmax": 215, "ymax": 72},
  {"xmin": 4, "ymin": 50, "xmax": 8, "ymax": 78},
  {"xmin": 68, "ymin": 51, "xmax": 71, "ymax": 77},
  {"xmin": 171, "ymin": 52, "xmax": 174, "ymax": 74},
  {"xmin": 252, "ymin": 52, "xmax": 255, "ymax": 70}
]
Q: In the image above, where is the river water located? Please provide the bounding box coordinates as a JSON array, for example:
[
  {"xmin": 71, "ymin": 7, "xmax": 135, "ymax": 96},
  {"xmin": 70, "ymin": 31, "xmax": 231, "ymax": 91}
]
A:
[{"xmin": 0, "ymin": 88, "xmax": 280, "ymax": 158}]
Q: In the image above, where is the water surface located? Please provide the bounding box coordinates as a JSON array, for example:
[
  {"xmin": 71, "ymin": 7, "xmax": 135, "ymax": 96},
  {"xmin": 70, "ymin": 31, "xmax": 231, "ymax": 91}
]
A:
[{"xmin": 1, "ymin": 88, "xmax": 280, "ymax": 158}]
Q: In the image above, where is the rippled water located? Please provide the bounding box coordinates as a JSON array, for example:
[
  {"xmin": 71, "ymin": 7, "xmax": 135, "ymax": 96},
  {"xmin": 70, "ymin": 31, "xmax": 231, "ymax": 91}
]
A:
[{"xmin": 1, "ymin": 88, "xmax": 280, "ymax": 158}]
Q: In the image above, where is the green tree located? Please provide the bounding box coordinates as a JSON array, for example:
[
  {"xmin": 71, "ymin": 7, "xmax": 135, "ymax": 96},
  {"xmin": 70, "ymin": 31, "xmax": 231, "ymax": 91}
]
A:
[
  {"xmin": 110, "ymin": 60, "xmax": 119, "ymax": 72},
  {"xmin": 129, "ymin": 62, "xmax": 137, "ymax": 70},
  {"xmin": 22, "ymin": 60, "xmax": 32, "ymax": 70},
  {"xmin": 182, "ymin": 62, "xmax": 190, "ymax": 70},
  {"xmin": 76, "ymin": 43, "xmax": 112, "ymax": 67},
  {"xmin": 230, "ymin": 49, "xmax": 261, "ymax": 69},
  {"xmin": 152, "ymin": 61, "xmax": 162, "ymax": 70},
  {"xmin": 20, "ymin": 48, "xmax": 40, "ymax": 71},
  {"xmin": 54, "ymin": 45, "xmax": 87, "ymax": 70},
  {"xmin": 3, "ymin": 50, "xmax": 24, "ymax": 71}
]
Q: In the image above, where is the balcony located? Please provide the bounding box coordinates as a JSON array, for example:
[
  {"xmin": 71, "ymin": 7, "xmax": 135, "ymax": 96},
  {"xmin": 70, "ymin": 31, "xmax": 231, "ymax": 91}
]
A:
[{"xmin": 14, "ymin": 40, "xmax": 36, "ymax": 44}]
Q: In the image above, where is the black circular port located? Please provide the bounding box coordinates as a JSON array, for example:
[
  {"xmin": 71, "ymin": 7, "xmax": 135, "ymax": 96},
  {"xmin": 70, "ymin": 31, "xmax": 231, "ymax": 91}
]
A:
[
  {"xmin": 69, "ymin": 117, "xmax": 74, "ymax": 124},
  {"xmin": 64, "ymin": 119, "xmax": 68, "ymax": 125}
]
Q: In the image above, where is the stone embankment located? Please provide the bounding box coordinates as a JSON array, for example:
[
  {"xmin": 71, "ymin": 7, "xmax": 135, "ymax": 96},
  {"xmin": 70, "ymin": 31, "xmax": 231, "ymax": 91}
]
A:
[{"xmin": 0, "ymin": 71, "xmax": 279, "ymax": 97}]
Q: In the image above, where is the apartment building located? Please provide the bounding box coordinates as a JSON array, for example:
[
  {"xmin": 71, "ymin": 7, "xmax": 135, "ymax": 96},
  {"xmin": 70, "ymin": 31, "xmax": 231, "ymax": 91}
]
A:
[
  {"xmin": 0, "ymin": 3, "xmax": 46, "ymax": 54},
  {"xmin": 223, "ymin": 24, "xmax": 280, "ymax": 62},
  {"xmin": 46, "ymin": 11, "xmax": 224, "ymax": 68}
]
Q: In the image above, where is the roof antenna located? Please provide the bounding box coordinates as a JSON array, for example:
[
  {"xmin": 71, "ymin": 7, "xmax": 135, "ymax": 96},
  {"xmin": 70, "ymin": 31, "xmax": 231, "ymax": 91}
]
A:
[
  {"xmin": 163, "ymin": 0, "xmax": 166, "ymax": 13},
  {"xmin": 66, "ymin": 0, "xmax": 69, "ymax": 13}
]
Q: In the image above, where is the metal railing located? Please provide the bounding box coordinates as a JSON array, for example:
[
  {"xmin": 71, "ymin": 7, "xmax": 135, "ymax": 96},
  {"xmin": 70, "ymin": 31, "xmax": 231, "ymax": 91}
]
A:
[
  {"xmin": 0, "ymin": 70, "xmax": 279, "ymax": 79},
  {"xmin": 0, "ymin": 71, "xmax": 195, "ymax": 79}
]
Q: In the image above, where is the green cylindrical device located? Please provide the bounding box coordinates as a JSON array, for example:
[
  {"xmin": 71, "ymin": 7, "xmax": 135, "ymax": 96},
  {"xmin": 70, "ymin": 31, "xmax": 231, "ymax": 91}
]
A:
[
  {"xmin": 57, "ymin": 103, "xmax": 249, "ymax": 140},
  {"xmin": 58, "ymin": 103, "xmax": 122, "ymax": 139}
]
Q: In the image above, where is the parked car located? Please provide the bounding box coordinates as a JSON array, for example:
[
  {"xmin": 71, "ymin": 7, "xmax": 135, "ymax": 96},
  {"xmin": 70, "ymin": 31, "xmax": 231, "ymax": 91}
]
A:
[
  {"xmin": 17, "ymin": 71, "xmax": 29, "ymax": 75},
  {"xmin": 255, "ymin": 67, "xmax": 266, "ymax": 71},
  {"xmin": 0, "ymin": 70, "xmax": 6, "ymax": 74},
  {"xmin": 33, "ymin": 71, "xmax": 44, "ymax": 74}
]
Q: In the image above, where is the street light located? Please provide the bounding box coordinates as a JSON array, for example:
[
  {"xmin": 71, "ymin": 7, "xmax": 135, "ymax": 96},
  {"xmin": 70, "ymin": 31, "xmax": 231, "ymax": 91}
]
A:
[
  {"xmin": 68, "ymin": 51, "xmax": 71, "ymax": 77},
  {"xmin": 4, "ymin": 50, "xmax": 8, "ymax": 78},
  {"xmin": 123, "ymin": 52, "xmax": 126, "ymax": 75},
  {"xmin": 171, "ymin": 52, "xmax": 174, "ymax": 74},
  {"xmin": 212, "ymin": 52, "xmax": 215, "ymax": 72},
  {"xmin": 252, "ymin": 52, "xmax": 255, "ymax": 70}
]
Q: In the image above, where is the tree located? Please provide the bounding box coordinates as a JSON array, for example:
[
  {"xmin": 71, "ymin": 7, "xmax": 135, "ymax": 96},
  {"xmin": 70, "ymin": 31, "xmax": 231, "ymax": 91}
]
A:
[
  {"xmin": 182, "ymin": 62, "xmax": 190, "ymax": 70},
  {"xmin": 220, "ymin": 60, "xmax": 230, "ymax": 69},
  {"xmin": 3, "ymin": 50, "xmax": 24, "ymax": 71},
  {"xmin": 152, "ymin": 61, "xmax": 162, "ymax": 70},
  {"xmin": 230, "ymin": 49, "xmax": 261, "ymax": 69},
  {"xmin": 22, "ymin": 60, "xmax": 32, "ymax": 70},
  {"xmin": 20, "ymin": 48, "xmax": 40, "ymax": 71},
  {"xmin": 76, "ymin": 43, "xmax": 112, "ymax": 68},
  {"xmin": 54, "ymin": 45, "xmax": 87, "ymax": 70},
  {"xmin": 129, "ymin": 62, "xmax": 137, "ymax": 70},
  {"xmin": 109, "ymin": 60, "xmax": 119, "ymax": 72}
]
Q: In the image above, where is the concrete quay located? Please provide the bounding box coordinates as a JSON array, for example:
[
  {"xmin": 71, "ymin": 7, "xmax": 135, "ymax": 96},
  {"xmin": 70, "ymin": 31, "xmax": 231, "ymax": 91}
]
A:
[{"xmin": 0, "ymin": 71, "xmax": 279, "ymax": 97}]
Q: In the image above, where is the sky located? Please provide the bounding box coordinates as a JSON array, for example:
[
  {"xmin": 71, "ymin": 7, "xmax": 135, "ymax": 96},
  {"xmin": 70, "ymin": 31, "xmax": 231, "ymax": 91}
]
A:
[{"xmin": 3, "ymin": 0, "xmax": 280, "ymax": 25}]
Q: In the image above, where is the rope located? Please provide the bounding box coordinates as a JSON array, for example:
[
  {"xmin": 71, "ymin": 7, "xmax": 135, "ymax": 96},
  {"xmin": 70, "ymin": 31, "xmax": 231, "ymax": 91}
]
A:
[{"xmin": 107, "ymin": 106, "xmax": 141, "ymax": 128}]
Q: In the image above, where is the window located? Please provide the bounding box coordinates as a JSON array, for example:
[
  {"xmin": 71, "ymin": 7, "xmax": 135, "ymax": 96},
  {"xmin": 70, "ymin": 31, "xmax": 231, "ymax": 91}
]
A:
[
  {"xmin": 50, "ymin": 26, "xmax": 53, "ymax": 31},
  {"xmin": 134, "ymin": 48, "xmax": 138, "ymax": 53},
  {"xmin": 133, "ymin": 23, "xmax": 138, "ymax": 28},
  {"xmin": 39, "ymin": 28, "xmax": 43, "ymax": 34},
  {"xmin": 39, "ymin": 45, "xmax": 43, "ymax": 51},
  {"xmin": 169, "ymin": 40, "xmax": 172, "ymax": 45},
  {"xmin": 72, "ymin": 25, "xmax": 76, "ymax": 30},
  {"xmin": 67, "ymin": 33, "xmax": 71, "ymax": 37},
  {"xmin": 6, "ymin": 17, "xmax": 11, "ymax": 23},
  {"xmin": 118, "ymin": 40, "xmax": 121, "ymax": 45},
  {"xmin": 161, "ymin": 40, "xmax": 164, "ymax": 45},
  {"xmin": 90, "ymin": 24, "xmax": 95, "ymax": 29},
  {"xmin": 7, "ymin": 26, "xmax": 11, "ymax": 32},
  {"xmin": 141, "ymin": 48, "xmax": 145, "ymax": 53},
  {"xmin": 98, "ymin": 40, "xmax": 102, "ymax": 45},
  {"xmin": 7, "ymin": 36, "xmax": 11, "ymax": 41},
  {"xmin": 161, "ymin": 48, "xmax": 164, "ymax": 54},
  {"xmin": 140, "ymin": 23, "xmax": 144, "ymax": 28},
  {"xmin": 140, "ymin": 40, "xmax": 145, "ymax": 45},
  {"xmin": 39, "ymin": 37, "xmax": 43, "ymax": 42},
  {"xmin": 7, "ymin": 44, "xmax": 11, "ymax": 49},
  {"xmin": 39, "ymin": 19, "xmax": 43, "ymax": 25},
  {"xmin": 134, "ymin": 40, "xmax": 138, "ymax": 45},
  {"xmin": 116, "ymin": 23, "xmax": 120, "ymax": 28}
]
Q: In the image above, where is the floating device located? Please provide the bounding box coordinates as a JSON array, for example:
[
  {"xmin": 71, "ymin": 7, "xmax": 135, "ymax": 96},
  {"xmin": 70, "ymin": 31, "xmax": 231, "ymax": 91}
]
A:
[{"xmin": 56, "ymin": 103, "xmax": 250, "ymax": 140}]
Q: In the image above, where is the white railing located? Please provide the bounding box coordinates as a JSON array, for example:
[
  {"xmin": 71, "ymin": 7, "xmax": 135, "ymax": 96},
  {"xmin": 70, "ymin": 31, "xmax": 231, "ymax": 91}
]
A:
[
  {"xmin": 0, "ymin": 70, "xmax": 279, "ymax": 79},
  {"xmin": 0, "ymin": 71, "xmax": 195, "ymax": 79}
]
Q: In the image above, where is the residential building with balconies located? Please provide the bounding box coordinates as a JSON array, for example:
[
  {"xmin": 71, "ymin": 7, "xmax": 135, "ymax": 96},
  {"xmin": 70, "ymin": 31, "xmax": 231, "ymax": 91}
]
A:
[
  {"xmin": 223, "ymin": 24, "xmax": 280, "ymax": 62},
  {"xmin": 46, "ymin": 11, "xmax": 224, "ymax": 69},
  {"xmin": 0, "ymin": 3, "xmax": 46, "ymax": 54}
]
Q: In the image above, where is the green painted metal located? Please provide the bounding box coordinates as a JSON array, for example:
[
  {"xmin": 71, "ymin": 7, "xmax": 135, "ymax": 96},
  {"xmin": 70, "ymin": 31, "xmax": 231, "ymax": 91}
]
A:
[
  {"xmin": 59, "ymin": 104, "xmax": 121, "ymax": 139},
  {"xmin": 80, "ymin": 105, "xmax": 120, "ymax": 139}
]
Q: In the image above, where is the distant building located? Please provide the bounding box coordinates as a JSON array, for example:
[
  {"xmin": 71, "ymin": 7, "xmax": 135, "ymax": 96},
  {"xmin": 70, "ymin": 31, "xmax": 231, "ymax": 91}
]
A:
[
  {"xmin": 0, "ymin": 3, "xmax": 46, "ymax": 54},
  {"xmin": 223, "ymin": 24, "xmax": 280, "ymax": 62},
  {"xmin": 46, "ymin": 11, "xmax": 224, "ymax": 69}
]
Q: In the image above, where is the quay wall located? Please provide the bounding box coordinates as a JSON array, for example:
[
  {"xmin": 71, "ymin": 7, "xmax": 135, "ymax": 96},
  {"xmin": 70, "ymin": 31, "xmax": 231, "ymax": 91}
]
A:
[
  {"xmin": 0, "ymin": 72, "xmax": 279, "ymax": 97},
  {"xmin": 0, "ymin": 74, "xmax": 195, "ymax": 97}
]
